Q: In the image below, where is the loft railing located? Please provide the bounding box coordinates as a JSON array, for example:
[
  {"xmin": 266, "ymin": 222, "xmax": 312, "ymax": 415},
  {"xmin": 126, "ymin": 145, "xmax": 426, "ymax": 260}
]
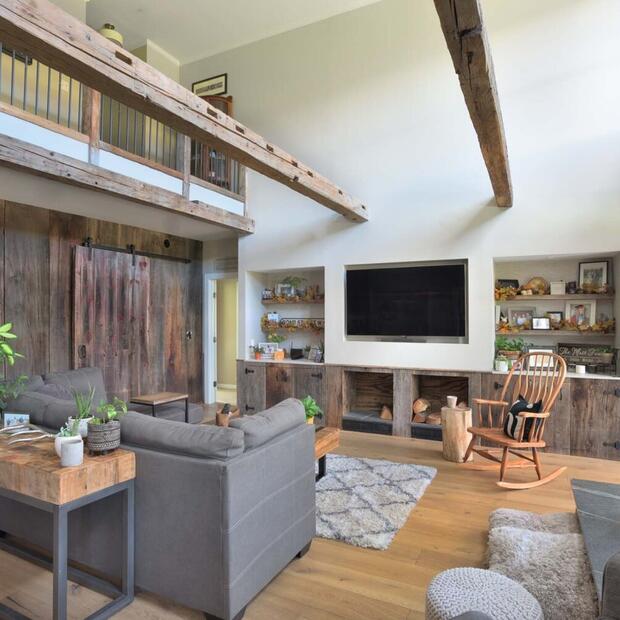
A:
[{"xmin": 0, "ymin": 40, "xmax": 245, "ymax": 200}]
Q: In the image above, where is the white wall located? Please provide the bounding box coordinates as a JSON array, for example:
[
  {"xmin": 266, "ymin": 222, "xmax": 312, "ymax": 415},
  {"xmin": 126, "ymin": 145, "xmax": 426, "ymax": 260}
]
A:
[{"xmin": 181, "ymin": 0, "xmax": 620, "ymax": 371}]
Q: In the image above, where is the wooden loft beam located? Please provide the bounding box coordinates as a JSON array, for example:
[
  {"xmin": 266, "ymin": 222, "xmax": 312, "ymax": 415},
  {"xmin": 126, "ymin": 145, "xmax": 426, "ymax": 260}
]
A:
[
  {"xmin": 0, "ymin": 0, "xmax": 368, "ymax": 222},
  {"xmin": 0, "ymin": 133, "xmax": 255, "ymax": 234},
  {"xmin": 434, "ymin": 0, "xmax": 513, "ymax": 208}
]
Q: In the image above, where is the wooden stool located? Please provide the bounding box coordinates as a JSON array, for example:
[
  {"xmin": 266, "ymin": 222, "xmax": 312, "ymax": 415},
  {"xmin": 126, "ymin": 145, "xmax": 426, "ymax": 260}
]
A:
[{"xmin": 441, "ymin": 406, "xmax": 473, "ymax": 463}]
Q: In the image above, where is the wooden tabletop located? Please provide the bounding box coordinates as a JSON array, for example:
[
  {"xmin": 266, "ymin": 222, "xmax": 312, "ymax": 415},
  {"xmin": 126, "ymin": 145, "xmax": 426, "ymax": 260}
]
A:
[
  {"xmin": 130, "ymin": 391, "xmax": 188, "ymax": 406},
  {"xmin": 315, "ymin": 427, "xmax": 340, "ymax": 459},
  {"xmin": 0, "ymin": 438, "xmax": 135, "ymax": 505}
]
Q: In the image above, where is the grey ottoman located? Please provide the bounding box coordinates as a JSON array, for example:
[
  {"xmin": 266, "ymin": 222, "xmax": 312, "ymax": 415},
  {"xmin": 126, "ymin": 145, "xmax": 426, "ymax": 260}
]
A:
[{"xmin": 426, "ymin": 568, "xmax": 543, "ymax": 620}]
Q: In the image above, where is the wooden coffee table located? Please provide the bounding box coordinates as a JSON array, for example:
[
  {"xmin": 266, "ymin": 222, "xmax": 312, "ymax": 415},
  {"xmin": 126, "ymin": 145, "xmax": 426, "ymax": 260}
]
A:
[
  {"xmin": 131, "ymin": 391, "xmax": 189, "ymax": 423},
  {"xmin": 315, "ymin": 427, "xmax": 340, "ymax": 481},
  {"xmin": 0, "ymin": 438, "xmax": 135, "ymax": 619}
]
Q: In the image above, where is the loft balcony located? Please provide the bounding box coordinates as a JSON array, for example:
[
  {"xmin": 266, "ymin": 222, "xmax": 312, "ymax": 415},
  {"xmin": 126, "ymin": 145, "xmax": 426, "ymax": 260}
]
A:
[{"xmin": 0, "ymin": 0, "xmax": 367, "ymax": 234}]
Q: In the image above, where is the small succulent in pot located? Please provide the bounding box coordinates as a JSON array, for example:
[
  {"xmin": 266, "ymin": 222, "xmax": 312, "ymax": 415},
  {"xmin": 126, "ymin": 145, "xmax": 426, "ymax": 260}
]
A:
[
  {"xmin": 301, "ymin": 395, "xmax": 323, "ymax": 425},
  {"xmin": 55, "ymin": 418, "xmax": 82, "ymax": 457},
  {"xmin": 87, "ymin": 397, "xmax": 128, "ymax": 455}
]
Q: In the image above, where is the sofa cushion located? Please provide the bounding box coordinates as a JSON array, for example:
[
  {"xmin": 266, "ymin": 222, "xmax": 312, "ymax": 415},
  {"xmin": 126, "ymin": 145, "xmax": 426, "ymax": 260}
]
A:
[
  {"xmin": 24, "ymin": 375, "xmax": 44, "ymax": 392},
  {"xmin": 121, "ymin": 412, "xmax": 244, "ymax": 460},
  {"xmin": 6, "ymin": 391, "xmax": 77, "ymax": 429},
  {"xmin": 43, "ymin": 367, "xmax": 107, "ymax": 410},
  {"xmin": 230, "ymin": 398, "xmax": 305, "ymax": 450},
  {"xmin": 36, "ymin": 383, "xmax": 73, "ymax": 401}
]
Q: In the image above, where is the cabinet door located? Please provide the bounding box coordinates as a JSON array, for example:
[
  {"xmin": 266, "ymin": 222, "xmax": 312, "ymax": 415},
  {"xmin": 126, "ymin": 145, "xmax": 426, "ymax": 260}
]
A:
[
  {"xmin": 266, "ymin": 364, "xmax": 295, "ymax": 408},
  {"xmin": 543, "ymin": 379, "xmax": 571, "ymax": 454},
  {"xmin": 294, "ymin": 367, "xmax": 327, "ymax": 426},
  {"xmin": 236, "ymin": 361, "xmax": 266, "ymax": 415},
  {"xmin": 571, "ymin": 379, "xmax": 620, "ymax": 460}
]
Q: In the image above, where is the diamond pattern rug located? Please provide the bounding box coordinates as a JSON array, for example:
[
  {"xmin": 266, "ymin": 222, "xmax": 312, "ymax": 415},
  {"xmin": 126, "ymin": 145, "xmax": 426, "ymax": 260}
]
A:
[{"xmin": 316, "ymin": 454, "xmax": 437, "ymax": 550}]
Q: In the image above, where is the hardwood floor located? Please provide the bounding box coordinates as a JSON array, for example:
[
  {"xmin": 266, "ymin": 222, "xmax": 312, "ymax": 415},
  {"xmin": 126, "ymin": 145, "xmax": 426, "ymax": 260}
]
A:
[{"xmin": 1, "ymin": 431, "xmax": 619, "ymax": 619}]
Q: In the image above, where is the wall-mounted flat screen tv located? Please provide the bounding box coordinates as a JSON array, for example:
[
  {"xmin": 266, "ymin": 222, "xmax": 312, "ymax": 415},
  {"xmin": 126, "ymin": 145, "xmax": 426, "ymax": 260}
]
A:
[{"xmin": 346, "ymin": 261, "xmax": 468, "ymax": 343}]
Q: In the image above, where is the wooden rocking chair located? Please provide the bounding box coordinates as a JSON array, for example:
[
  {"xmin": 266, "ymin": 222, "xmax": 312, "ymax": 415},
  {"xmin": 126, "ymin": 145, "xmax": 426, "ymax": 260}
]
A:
[{"xmin": 464, "ymin": 352, "xmax": 567, "ymax": 489}]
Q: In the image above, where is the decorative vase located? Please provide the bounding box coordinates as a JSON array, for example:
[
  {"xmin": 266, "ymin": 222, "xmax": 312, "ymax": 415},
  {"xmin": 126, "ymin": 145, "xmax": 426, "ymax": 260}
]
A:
[
  {"xmin": 495, "ymin": 359, "xmax": 509, "ymax": 372},
  {"xmin": 274, "ymin": 349, "xmax": 285, "ymax": 361},
  {"xmin": 68, "ymin": 416, "xmax": 93, "ymax": 438},
  {"xmin": 255, "ymin": 352, "xmax": 262, "ymax": 360},
  {"xmin": 87, "ymin": 420, "xmax": 121, "ymax": 454},
  {"xmin": 60, "ymin": 436, "xmax": 84, "ymax": 467},
  {"xmin": 306, "ymin": 417, "xmax": 314, "ymax": 425}
]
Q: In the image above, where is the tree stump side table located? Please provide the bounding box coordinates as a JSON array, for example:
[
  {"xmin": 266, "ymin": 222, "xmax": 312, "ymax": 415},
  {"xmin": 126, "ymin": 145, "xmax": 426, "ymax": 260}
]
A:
[{"xmin": 441, "ymin": 406, "xmax": 473, "ymax": 463}]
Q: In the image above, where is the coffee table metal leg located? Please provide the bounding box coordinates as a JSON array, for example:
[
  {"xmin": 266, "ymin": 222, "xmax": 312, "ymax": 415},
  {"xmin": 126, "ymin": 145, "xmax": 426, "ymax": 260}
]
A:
[
  {"xmin": 185, "ymin": 398, "xmax": 189, "ymax": 424},
  {"xmin": 316, "ymin": 456, "xmax": 327, "ymax": 482},
  {"xmin": 53, "ymin": 505, "xmax": 68, "ymax": 620},
  {"xmin": 152, "ymin": 404, "xmax": 156, "ymax": 417}
]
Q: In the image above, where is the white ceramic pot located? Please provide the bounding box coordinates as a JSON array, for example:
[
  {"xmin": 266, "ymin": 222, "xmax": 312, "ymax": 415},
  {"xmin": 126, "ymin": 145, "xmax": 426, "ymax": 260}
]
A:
[
  {"xmin": 495, "ymin": 359, "xmax": 509, "ymax": 372},
  {"xmin": 55, "ymin": 434, "xmax": 78, "ymax": 457},
  {"xmin": 60, "ymin": 436, "xmax": 84, "ymax": 467},
  {"xmin": 68, "ymin": 417, "xmax": 93, "ymax": 438}
]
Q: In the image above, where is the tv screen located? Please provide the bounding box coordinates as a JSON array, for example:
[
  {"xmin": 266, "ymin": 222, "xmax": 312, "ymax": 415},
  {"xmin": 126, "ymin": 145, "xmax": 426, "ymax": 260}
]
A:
[{"xmin": 346, "ymin": 262, "xmax": 467, "ymax": 341}]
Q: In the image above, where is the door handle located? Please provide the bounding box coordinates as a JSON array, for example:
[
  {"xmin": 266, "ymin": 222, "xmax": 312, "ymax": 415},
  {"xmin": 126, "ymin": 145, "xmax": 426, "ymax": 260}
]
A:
[
  {"xmin": 245, "ymin": 404, "xmax": 255, "ymax": 412},
  {"xmin": 186, "ymin": 330, "xmax": 193, "ymax": 340},
  {"xmin": 311, "ymin": 373, "xmax": 323, "ymax": 379},
  {"xmin": 614, "ymin": 388, "xmax": 620, "ymax": 398},
  {"xmin": 78, "ymin": 345, "xmax": 87, "ymax": 360},
  {"xmin": 494, "ymin": 382, "xmax": 503, "ymax": 390},
  {"xmin": 245, "ymin": 368, "xmax": 254, "ymax": 374}
]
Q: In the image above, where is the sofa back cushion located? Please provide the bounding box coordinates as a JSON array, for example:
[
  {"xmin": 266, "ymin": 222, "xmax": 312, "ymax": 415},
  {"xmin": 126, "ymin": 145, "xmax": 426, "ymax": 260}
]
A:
[
  {"xmin": 7, "ymin": 392, "xmax": 77, "ymax": 429},
  {"xmin": 121, "ymin": 412, "xmax": 244, "ymax": 460},
  {"xmin": 230, "ymin": 398, "xmax": 305, "ymax": 450},
  {"xmin": 43, "ymin": 367, "xmax": 107, "ymax": 410}
]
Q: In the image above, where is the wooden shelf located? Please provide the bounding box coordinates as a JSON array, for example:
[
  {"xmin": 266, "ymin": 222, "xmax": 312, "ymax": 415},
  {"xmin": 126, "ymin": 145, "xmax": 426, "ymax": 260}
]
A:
[
  {"xmin": 496, "ymin": 330, "xmax": 615, "ymax": 338},
  {"xmin": 262, "ymin": 299, "xmax": 324, "ymax": 305},
  {"xmin": 497, "ymin": 294, "xmax": 614, "ymax": 303}
]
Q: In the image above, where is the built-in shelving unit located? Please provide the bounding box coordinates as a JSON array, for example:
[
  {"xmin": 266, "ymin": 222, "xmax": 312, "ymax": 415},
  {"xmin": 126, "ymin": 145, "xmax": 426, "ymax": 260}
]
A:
[
  {"xmin": 496, "ymin": 330, "xmax": 615, "ymax": 338},
  {"xmin": 261, "ymin": 299, "xmax": 324, "ymax": 305},
  {"xmin": 499, "ymin": 294, "xmax": 614, "ymax": 303}
]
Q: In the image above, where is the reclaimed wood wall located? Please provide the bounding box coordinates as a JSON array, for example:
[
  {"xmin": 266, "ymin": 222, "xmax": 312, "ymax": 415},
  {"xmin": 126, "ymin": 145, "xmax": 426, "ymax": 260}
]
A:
[{"xmin": 0, "ymin": 199, "xmax": 203, "ymax": 402}]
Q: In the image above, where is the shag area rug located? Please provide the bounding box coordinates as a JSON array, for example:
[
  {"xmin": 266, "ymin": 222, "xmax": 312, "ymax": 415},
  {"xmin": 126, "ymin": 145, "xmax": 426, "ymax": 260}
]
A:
[
  {"xmin": 315, "ymin": 454, "xmax": 436, "ymax": 550},
  {"xmin": 488, "ymin": 508, "xmax": 598, "ymax": 620}
]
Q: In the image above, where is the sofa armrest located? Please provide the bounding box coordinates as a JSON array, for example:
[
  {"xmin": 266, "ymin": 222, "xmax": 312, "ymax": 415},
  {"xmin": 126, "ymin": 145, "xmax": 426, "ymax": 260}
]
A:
[{"xmin": 601, "ymin": 552, "xmax": 620, "ymax": 619}]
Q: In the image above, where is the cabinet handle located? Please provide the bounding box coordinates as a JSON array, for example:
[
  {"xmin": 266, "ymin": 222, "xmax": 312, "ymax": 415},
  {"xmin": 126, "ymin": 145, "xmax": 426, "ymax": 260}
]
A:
[
  {"xmin": 614, "ymin": 388, "xmax": 620, "ymax": 398},
  {"xmin": 494, "ymin": 382, "xmax": 503, "ymax": 390},
  {"xmin": 311, "ymin": 373, "xmax": 323, "ymax": 379},
  {"xmin": 245, "ymin": 404, "xmax": 255, "ymax": 412},
  {"xmin": 245, "ymin": 368, "xmax": 254, "ymax": 375}
]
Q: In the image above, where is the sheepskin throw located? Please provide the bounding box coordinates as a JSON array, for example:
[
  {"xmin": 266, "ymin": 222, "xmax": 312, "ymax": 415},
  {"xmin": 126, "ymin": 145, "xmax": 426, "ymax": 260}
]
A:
[{"xmin": 488, "ymin": 509, "xmax": 598, "ymax": 620}]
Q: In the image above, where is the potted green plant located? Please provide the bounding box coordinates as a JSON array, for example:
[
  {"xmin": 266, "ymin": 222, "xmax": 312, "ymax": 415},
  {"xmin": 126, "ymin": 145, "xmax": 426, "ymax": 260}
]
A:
[
  {"xmin": 68, "ymin": 385, "xmax": 95, "ymax": 438},
  {"xmin": 495, "ymin": 336, "xmax": 526, "ymax": 363},
  {"xmin": 0, "ymin": 374, "xmax": 28, "ymax": 413},
  {"xmin": 281, "ymin": 275, "xmax": 307, "ymax": 298},
  {"xmin": 252, "ymin": 344, "xmax": 265, "ymax": 360},
  {"xmin": 301, "ymin": 395, "xmax": 323, "ymax": 425},
  {"xmin": 87, "ymin": 397, "xmax": 127, "ymax": 454},
  {"xmin": 0, "ymin": 322, "xmax": 24, "ymax": 367},
  {"xmin": 55, "ymin": 418, "xmax": 82, "ymax": 457},
  {"xmin": 267, "ymin": 333, "xmax": 287, "ymax": 360},
  {"xmin": 494, "ymin": 354, "xmax": 509, "ymax": 373}
]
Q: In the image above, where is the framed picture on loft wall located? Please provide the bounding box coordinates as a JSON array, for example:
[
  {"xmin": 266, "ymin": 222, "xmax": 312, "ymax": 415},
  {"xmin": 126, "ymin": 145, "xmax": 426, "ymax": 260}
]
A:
[
  {"xmin": 578, "ymin": 260, "xmax": 609, "ymax": 291},
  {"xmin": 192, "ymin": 73, "xmax": 228, "ymax": 97}
]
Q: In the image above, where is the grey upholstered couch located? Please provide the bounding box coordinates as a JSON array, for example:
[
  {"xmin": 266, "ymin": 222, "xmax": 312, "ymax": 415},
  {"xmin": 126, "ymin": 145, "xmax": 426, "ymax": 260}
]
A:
[{"xmin": 0, "ymin": 368, "xmax": 316, "ymax": 620}]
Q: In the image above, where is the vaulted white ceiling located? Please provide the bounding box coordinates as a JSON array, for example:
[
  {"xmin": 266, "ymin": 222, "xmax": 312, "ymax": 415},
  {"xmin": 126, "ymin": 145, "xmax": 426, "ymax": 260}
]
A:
[{"xmin": 85, "ymin": 0, "xmax": 381, "ymax": 64}]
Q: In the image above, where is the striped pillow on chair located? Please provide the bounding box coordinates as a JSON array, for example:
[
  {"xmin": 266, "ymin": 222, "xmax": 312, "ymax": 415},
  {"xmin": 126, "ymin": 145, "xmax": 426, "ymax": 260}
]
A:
[{"xmin": 503, "ymin": 396, "xmax": 543, "ymax": 440}]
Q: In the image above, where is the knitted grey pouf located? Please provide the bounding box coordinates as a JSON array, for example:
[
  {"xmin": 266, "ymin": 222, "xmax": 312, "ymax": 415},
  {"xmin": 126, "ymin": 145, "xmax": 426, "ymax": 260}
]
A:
[{"xmin": 425, "ymin": 568, "xmax": 543, "ymax": 620}]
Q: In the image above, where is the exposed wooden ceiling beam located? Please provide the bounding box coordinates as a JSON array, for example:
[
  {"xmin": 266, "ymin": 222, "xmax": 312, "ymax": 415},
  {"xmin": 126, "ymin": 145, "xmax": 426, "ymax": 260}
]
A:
[
  {"xmin": 0, "ymin": 0, "xmax": 368, "ymax": 222},
  {"xmin": 0, "ymin": 133, "xmax": 256, "ymax": 234},
  {"xmin": 434, "ymin": 0, "xmax": 512, "ymax": 208}
]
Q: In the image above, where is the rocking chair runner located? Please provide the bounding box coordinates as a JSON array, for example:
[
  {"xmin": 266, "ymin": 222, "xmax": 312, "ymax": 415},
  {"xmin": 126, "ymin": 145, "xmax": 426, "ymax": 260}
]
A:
[{"xmin": 464, "ymin": 352, "xmax": 567, "ymax": 489}]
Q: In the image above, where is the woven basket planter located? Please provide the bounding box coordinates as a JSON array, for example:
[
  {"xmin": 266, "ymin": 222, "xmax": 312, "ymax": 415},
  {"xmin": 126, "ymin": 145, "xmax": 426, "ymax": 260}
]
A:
[{"xmin": 87, "ymin": 420, "xmax": 121, "ymax": 454}]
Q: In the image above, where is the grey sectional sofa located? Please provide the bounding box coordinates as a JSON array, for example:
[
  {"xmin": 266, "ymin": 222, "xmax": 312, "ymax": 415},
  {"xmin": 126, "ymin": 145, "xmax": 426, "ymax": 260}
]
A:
[{"xmin": 0, "ymin": 368, "xmax": 316, "ymax": 620}]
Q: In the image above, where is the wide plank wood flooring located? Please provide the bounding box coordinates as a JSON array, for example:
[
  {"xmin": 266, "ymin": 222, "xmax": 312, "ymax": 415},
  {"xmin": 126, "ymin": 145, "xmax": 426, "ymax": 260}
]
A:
[{"xmin": 2, "ymin": 431, "xmax": 619, "ymax": 619}]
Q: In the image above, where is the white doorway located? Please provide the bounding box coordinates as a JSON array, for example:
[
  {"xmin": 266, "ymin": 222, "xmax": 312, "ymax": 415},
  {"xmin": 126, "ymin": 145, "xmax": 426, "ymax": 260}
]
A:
[{"xmin": 205, "ymin": 275, "xmax": 238, "ymax": 405}]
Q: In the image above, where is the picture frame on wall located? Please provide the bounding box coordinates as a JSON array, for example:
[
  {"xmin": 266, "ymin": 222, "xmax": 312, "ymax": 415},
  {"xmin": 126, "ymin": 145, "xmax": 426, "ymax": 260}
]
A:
[
  {"xmin": 578, "ymin": 260, "xmax": 609, "ymax": 291},
  {"xmin": 3, "ymin": 412, "xmax": 30, "ymax": 428},
  {"xmin": 546, "ymin": 311, "xmax": 563, "ymax": 324},
  {"xmin": 565, "ymin": 300, "xmax": 596, "ymax": 327},
  {"xmin": 496, "ymin": 279, "xmax": 519, "ymax": 289},
  {"xmin": 508, "ymin": 307, "xmax": 535, "ymax": 329},
  {"xmin": 192, "ymin": 73, "xmax": 228, "ymax": 97}
]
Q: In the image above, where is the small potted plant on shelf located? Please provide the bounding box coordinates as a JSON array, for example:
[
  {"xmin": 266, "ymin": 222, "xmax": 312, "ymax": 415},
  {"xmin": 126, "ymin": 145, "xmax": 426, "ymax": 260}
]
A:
[
  {"xmin": 252, "ymin": 345, "xmax": 265, "ymax": 360},
  {"xmin": 495, "ymin": 336, "xmax": 526, "ymax": 366},
  {"xmin": 87, "ymin": 397, "xmax": 127, "ymax": 455},
  {"xmin": 267, "ymin": 333, "xmax": 287, "ymax": 360},
  {"xmin": 301, "ymin": 395, "xmax": 323, "ymax": 426},
  {"xmin": 494, "ymin": 354, "xmax": 509, "ymax": 373},
  {"xmin": 68, "ymin": 385, "xmax": 95, "ymax": 438}
]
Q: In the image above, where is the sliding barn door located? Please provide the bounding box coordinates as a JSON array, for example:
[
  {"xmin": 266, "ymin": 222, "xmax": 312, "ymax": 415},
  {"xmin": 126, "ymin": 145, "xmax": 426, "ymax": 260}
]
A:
[{"xmin": 73, "ymin": 246, "xmax": 202, "ymax": 402}]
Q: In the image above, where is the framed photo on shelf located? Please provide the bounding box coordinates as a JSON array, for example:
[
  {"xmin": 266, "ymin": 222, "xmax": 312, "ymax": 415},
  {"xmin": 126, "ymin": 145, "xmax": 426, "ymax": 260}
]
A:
[
  {"xmin": 259, "ymin": 342, "xmax": 277, "ymax": 359},
  {"xmin": 565, "ymin": 300, "xmax": 596, "ymax": 327},
  {"xmin": 532, "ymin": 316, "xmax": 551, "ymax": 330},
  {"xmin": 191, "ymin": 73, "xmax": 228, "ymax": 97},
  {"xmin": 546, "ymin": 311, "xmax": 563, "ymax": 324},
  {"xmin": 526, "ymin": 346, "xmax": 556, "ymax": 368},
  {"xmin": 508, "ymin": 307, "xmax": 535, "ymax": 329},
  {"xmin": 496, "ymin": 279, "xmax": 519, "ymax": 289},
  {"xmin": 578, "ymin": 260, "xmax": 609, "ymax": 291},
  {"xmin": 275, "ymin": 283, "xmax": 294, "ymax": 298},
  {"xmin": 3, "ymin": 412, "xmax": 30, "ymax": 428}
]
